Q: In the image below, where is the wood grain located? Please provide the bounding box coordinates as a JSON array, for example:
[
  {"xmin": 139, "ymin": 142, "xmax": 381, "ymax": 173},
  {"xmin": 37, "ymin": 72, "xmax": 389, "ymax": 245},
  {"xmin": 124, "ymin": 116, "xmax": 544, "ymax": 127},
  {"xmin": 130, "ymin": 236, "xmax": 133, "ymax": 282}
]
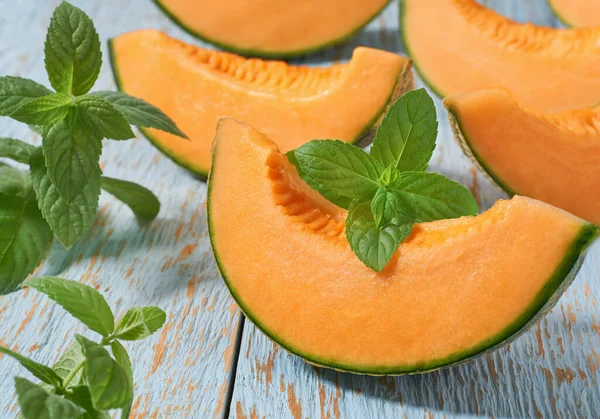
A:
[
  {"xmin": 0, "ymin": 0, "xmax": 598, "ymax": 418},
  {"xmin": 0, "ymin": 0, "xmax": 241, "ymax": 417}
]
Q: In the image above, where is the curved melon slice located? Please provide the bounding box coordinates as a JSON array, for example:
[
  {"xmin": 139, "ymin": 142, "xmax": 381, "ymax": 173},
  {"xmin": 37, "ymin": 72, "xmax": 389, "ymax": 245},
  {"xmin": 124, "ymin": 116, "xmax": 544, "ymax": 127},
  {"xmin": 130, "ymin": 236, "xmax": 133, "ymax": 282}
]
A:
[
  {"xmin": 549, "ymin": 0, "xmax": 600, "ymax": 28},
  {"xmin": 208, "ymin": 118, "xmax": 598, "ymax": 374},
  {"xmin": 445, "ymin": 88, "xmax": 600, "ymax": 225},
  {"xmin": 401, "ymin": 0, "xmax": 600, "ymax": 112},
  {"xmin": 110, "ymin": 30, "xmax": 412, "ymax": 178},
  {"xmin": 152, "ymin": 0, "xmax": 390, "ymax": 57}
]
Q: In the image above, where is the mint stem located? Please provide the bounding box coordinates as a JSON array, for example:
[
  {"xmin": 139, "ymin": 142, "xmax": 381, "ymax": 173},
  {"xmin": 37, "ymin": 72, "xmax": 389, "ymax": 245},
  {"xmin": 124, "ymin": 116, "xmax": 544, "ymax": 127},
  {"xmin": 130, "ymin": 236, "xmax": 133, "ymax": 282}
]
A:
[{"xmin": 62, "ymin": 359, "xmax": 85, "ymax": 388}]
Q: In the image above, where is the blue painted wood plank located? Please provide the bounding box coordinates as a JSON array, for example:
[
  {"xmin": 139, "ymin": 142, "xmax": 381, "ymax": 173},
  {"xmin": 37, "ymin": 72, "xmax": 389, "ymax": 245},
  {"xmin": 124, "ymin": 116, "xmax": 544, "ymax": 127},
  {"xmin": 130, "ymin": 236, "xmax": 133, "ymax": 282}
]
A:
[{"xmin": 0, "ymin": 1, "xmax": 242, "ymax": 417}]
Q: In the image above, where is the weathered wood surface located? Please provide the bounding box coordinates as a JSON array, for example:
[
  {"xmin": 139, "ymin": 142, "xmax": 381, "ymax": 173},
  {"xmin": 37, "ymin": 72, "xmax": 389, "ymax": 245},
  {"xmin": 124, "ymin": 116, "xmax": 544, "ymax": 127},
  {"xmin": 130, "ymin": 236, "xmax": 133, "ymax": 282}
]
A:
[{"xmin": 0, "ymin": 0, "xmax": 598, "ymax": 418}]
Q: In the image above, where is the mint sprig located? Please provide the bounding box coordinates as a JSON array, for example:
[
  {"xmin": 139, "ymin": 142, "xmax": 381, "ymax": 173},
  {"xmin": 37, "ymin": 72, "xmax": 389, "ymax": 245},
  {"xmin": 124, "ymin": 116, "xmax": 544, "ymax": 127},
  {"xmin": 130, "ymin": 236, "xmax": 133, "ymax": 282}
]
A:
[
  {"xmin": 288, "ymin": 89, "xmax": 478, "ymax": 272},
  {"xmin": 0, "ymin": 1, "xmax": 187, "ymax": 294},
  {"xmin": 1, "ymin": 276, "xmax": 166, "ymax": 418}
]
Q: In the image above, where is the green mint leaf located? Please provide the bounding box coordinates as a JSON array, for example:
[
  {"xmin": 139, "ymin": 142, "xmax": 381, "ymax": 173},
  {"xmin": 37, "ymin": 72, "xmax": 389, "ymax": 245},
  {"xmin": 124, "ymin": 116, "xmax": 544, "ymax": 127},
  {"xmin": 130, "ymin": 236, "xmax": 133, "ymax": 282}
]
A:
[
  {"xmin": 0, "ymin": 163, "xmax": 31, "ymax": 197},
  {"xmin": 44, "ymin": 2, "xmax": 101, "ymax": 96},
  {"xmin": 0, "ymin": 138, "xmax": 37, "ymax": 164},
  {"xmin": 370, "ymin": 186, "xmax": 414, "ymax": 228},
  {"xmin": 25, "ymin": 277, "xmax": 115, "ymax": 337},
  {"xmin": 0, "ymin": 190, "xmax": 53, "ymax": 295},
  {"xmin": 371, "ymin": 89, "xmax": 438, "ymax": 172},
  {"xmin": 30, "ymin": 149, "xmax": 100, "ymax": 249},
  {"xmin": 110, "ymin": 341, "xmax": 133, "ymax": 419},
  {"xmin": 345, "ymin": 200, "xmax": 414, "ymax": 272},
  {"xmin": 394, "ymin": 172, "xmax": 479, "ymax": 222},
  {"xmin": 0, "ymin": 77, "xmax": 52, "ymax": 116},
  {"xmin": 42, "ymin": 117, "xmax": 102, "ymax": 203},
  {"xmin": 75, "ymin": 335, "xmax": 130, "ymax": 410},
  {"xmin": 52, "ymin": 341, "xmax": 85, "ymax": 387},
  {"xmin": 10, "ymin": 94, "xmax": 72, "ymax": 126},
  {"xmin": 286, "ymin": 150, "xmax": 352, "ymax": 209},
  {"xmin": 379, "ymin": 165, "xmax": 402, "ymax": 188},
  {"xmin": 113, "ymin": 306, "xmax": 166, "ymax": 341},
  {"xmin": 100, "ymin": 177, "xmax": 160, "ymax": 222},
  {"xmin": 75, "ymin": 96, "xmax": 134, "ymax": 140},
  {"xmin": 15, "ymin": 377, "xmax": 86, "ymax": 419},
  {"xmin": 292, "ymin": 140, "xmax": 383, "ymax": 208},
  {"xmin": 89, "ymin": 91, "xmax": 187, "ymax": 139},
  {"xmin": 0, "ymin": 347, "xmax": 62, "ymax": 388},
  {"xmin": 64, "ymin": 386, "xmax": 111, "ymax": 419}
]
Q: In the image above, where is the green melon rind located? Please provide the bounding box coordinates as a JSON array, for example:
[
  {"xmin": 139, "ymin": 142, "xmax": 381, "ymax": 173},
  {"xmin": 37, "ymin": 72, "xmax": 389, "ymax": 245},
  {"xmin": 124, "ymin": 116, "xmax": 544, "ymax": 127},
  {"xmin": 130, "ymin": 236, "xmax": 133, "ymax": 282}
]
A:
[
  {"xmin": 398, "ymin": 0, "xmax": 447, "ymax": 99},
  {"xmin": 546, "ymin": 0, "xmax": 574, "ymax": 28},
  {"xmin": 108, "ymin": 38, "xmax": 413, "ymax": 179},
  {"xmin": 150, "ymin": 0, "xmax": 392, "ymax": 59},
  {"xmin": 207, "ymin": 135, "xmax": 599, "ymax": 375}
]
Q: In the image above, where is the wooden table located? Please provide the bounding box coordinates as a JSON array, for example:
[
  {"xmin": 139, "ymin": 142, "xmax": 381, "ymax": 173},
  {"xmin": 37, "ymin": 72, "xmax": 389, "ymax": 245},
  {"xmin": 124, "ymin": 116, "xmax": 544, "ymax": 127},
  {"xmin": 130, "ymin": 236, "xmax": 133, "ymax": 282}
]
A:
[{"xmin": 1, "ymin": 1, "xmax": 599, "ymax": 417}]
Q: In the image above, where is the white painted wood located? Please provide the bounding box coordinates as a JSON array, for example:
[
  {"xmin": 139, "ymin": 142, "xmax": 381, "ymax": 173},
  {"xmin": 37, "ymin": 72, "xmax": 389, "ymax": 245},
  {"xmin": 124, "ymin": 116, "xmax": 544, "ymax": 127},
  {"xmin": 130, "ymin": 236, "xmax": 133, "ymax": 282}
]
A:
[{"xmin": 0, "ymin": 1, "xmax": 241, "ymax": 417}]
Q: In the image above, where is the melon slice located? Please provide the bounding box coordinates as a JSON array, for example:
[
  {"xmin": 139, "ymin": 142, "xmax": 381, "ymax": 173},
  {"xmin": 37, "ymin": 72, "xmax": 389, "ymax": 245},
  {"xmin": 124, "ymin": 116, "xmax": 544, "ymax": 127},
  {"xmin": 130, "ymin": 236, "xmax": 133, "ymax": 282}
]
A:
[
  {"xmin": 152, "ymin": 0, "xmax": 390, "ymax": 57},
  {"xmin": 401, "ymin": 0, "xmax": 600, "ymax": 112},
  {"xmin": 549, "ymin": 0, "xmax": 600, "ymax": 27},
  {"xmin": 445, "ymin": 88, "xmax": 600, "ymax": 225},
  {"xmin": 208, "ymin": 118, "xmax": 598, "ymax": 374},
  {"xmin": 109, "ymin": 30, "xmax": 412, "ymax": 178}
]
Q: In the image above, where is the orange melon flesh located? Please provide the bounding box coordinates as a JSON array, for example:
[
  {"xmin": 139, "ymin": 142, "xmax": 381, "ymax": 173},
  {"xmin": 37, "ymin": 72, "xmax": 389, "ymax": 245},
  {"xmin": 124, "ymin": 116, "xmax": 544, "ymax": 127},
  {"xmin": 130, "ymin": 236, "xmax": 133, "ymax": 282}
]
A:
[
  {"xmin": 549, "ymin": 0, "xmax": 600, "ymax": 27},
  {"xmin": 208, "ymin": 118, "xmax": 597, "ymax": 374},
  {"xmin": 153, "ymin": 0, "xmax": 390, "ymax": 57},
  {"xmin": 401, "ymin": 0, "xmax": 600, "ymax": 112},
  {"xmin": 110, "ymin": 30, "xmax": 412, "ymax": 177},
  {"xmin": 445, "ymin": 88, "xmax": 600, "ymax": 225}
]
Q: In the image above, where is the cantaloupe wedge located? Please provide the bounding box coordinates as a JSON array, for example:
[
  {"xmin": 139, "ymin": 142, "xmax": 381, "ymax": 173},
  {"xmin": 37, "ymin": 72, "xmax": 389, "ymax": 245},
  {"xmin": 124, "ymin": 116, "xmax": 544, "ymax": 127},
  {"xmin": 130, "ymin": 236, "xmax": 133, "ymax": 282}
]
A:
[
  {"xmin": 208, "ymin": 118, "xmax": 598, "ymax": 374},
  {"xmin": 549, "ymin": 0, "xmax": 600, "ymax": 28},
  {"xmin": 109, "ymin": 30, "xmax": 413, "ymax": 178},
  {"xmin": 445, "ymin": 88, "xmax": 600, "ymax": 225},
  {"xmin": 152, "ymin": 0, "xmax": 390, "ymax": 57},
  {"xmin": 401, "ymin": 0, "xmax": 600, "ymax": 112}
]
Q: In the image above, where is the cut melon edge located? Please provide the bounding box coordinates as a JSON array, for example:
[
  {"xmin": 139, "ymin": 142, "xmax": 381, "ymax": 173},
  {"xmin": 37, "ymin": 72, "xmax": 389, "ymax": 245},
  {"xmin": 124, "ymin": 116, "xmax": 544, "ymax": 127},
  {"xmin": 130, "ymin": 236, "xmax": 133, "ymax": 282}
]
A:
[
  {"xmin": 150, "ymin": 0, "xmax": 393, "ymax": 59},
  {"xmin": 207, "ymin": 120, "xmax": 599, "ymax": 375},
  {"xmin": 108, "ymin": 37, "xmax": 414, "ymax": 179}
]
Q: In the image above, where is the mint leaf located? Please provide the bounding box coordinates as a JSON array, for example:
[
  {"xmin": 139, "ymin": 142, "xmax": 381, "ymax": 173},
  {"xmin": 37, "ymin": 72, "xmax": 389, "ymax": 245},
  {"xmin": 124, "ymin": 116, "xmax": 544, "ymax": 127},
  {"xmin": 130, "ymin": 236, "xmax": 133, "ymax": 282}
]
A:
[
  {"xmin": 10, "ymin": 94, "xmax": 72, "ymax": 126},
  {"xmin": 113, "ymin": 306, "xmax": 166, "ymax": 341},
  {"xmin": 0, "ymin": 191, "xmax": 53, "ymax": 295},
  {"xmin": 371, "ymin": 89, "xmax": 438, "ymax": 172},
  {"xmin": 75, "ymin": 335, "xmax": 130, "ymax": 410},
  {"xmin": 64, "ymin": 386, "xmax": 111, "ymax": 419},
  {"xmin": 110, "ymin": 341, "xmax": 133, "ymax": 419},
  {"xmin": 370, "ymin": 186, "xmax": 415, "ymax": 228},
  {"xmin": 30, "ymin": 148, "xmax": 100, "ymax": 249},
  {"xmin": 42, "ymin": 117, "xmax": 102, "ymax": 203},
  {"xmin": 25, "ymin": 277, "xmax": 114, "ymax": 337},
  {"xmin": 89, "ymin": 91, "xmax": 187, "ymax": 138},
  {"xmin": 101, "ymin": 177, "xmax": 160, "ymax": 222},
  {"xmin": 53, "ymin": 341, "xmax": 85, "ymax": 386},
  {"xmin": 0, "ymin": 77, "xmax": 52, "ymax": 116},
  {"xmin": 44, "ymin": 2, "xmax": 101, "ymax": 96},
  {"xmin": 75, "ymin": 96, "xmax": 134, "ymax": 140},
  {"xmin": 395, "ymin": 172, "xmax": 479, "ymax": 222},
  {"xmin": 345, "ymin": 200, "xmax": 413, "ymax": 272},
  {"xmin": 286, "ymin": 150, "xmax": 352, "ymax": 209},
  {"xmin": 0, "ymin": 163, "xmax": 31, "ymax": 197},
  {"xmin": 15, "ymin": 377, "xmax": 86, "ymax": 419},
  {"xmin": 379, "ymin": 165, "xmax": 402, "ymax": 187},
  {"xmin": 0, "ymin": 138, "xmax": 37, "ymax": 164},
  {"xmin": 0, "ymin": 347, "xmax": 62, "ymax": 388},
  {"xmin": 292, "ymin": 140, "xmax": 383, "ymax": 208}
]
